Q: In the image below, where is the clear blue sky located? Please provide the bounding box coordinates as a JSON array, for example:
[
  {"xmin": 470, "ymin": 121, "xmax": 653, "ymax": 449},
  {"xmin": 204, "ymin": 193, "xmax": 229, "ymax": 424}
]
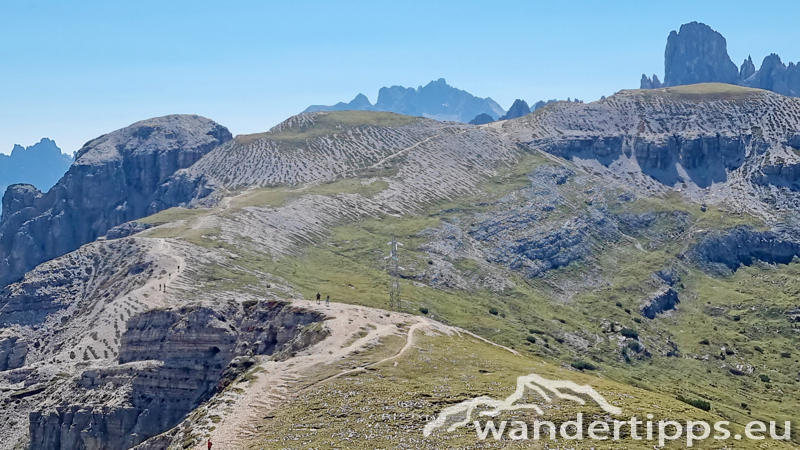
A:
[{"xmin": 2, "ymin": 0, "xmax": 798, "ymax": 155}]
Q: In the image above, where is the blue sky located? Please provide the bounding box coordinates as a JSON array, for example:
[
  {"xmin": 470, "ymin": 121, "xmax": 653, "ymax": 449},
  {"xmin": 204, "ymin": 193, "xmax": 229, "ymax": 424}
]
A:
[{"xmin": 2, "ymin": 0, "xmax": 798, "ymax": 155}]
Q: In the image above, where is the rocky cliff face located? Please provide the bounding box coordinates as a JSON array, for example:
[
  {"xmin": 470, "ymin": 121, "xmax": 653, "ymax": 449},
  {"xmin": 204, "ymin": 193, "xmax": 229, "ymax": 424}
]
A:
[
  {"xmin": 690, "ymin": 226, "xmax": 800, "ymax": 276},
  {"xmin": 642, "ymin": 22, "xmax": 800, "ymax": 99},
  {"xmin": 663, "ymin": 22, "xmax": 739, "ymax": 87},
  {"xmin": 501, "ymin": 85, "xmax": 800, "ymax": 218},
  {"xmin": 28, "ymin": 301, "xmax": 327, "ymax": 450},
  {"xmin": 0, "ymin": 115, "xmax": 231, "ymax": 287}
]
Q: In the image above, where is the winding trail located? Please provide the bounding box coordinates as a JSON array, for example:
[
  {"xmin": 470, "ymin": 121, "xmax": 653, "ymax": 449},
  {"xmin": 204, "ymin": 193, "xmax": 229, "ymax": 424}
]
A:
[
  {"xmin": 199, "ymin": 302, "xmax": 445, "ymax": 450},
  {"xmin": 303, "ymin": 321, "xmax": 427, "ymax": 388}
]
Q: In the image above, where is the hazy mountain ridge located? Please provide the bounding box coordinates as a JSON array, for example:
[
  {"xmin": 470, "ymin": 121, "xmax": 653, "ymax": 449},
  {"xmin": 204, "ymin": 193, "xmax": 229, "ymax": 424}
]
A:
[
  {"xmin": 0, "ymin": 139, "xmax": 72, "ymax": 210},
  {"xmin": 304, "ymin": 78, "xmax": 506, "ymax": 122}
]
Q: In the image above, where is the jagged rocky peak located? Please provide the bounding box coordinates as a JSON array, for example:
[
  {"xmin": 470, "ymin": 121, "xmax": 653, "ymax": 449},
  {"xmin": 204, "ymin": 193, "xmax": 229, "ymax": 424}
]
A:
[
  {"xmin": 664, "ymin": 21, "xmax": 739, "ymax": 87},
  {"xmin": 742, "ymin": 53, "xmax": 800, "ymax": 97},
  {"xmin": 0, "ymin": 114, "xmax": 232, "ymax": 288},
  {"xmin": 499, "ymin": 99, "xmax": 531, "ymax": 120},
  {"xmin": 640, "ymin": 74, "xmax": 662, "ymax": 89},
  {"xmin": 532, "ymin": 99, "xmax": 557, "ymax": 111},
  {"xmin": 739, "ymin": 55, "xmax": 756, "ymax": 83}
]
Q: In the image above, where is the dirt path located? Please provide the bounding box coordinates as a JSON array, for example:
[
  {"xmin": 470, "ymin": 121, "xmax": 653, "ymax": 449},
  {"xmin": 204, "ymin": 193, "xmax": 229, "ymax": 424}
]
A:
[
  {"xmin": 304, "ymin": 321, "xmax": 427, "ymax": 387},
  {"xmin": 199, "ymin": 302, "xmax": 448, "ymax": 450}
]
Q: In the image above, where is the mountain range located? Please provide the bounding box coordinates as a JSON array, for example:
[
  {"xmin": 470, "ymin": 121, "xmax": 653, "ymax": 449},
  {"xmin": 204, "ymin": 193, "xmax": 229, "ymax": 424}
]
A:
[
  {"xmin": 304, "ymin": 78, "xmax": 506, "ymax": 122},
  {"xmin": 1, "ymin": 21, "xmax": 800, "ymax": 450},
  {"xmin": 0, "ymin": 139, "xmax": 72, "ymax": 212},
  {"xmin": 641, "ymin": 21, "xmax": 800, "ymax": 97}
]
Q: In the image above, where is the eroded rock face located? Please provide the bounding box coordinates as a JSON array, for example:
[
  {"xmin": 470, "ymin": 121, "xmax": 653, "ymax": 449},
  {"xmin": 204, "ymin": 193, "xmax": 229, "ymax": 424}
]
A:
[
  {"xmin": 691, "ymin": 226, "xmax": 800, "ymax": 275},
  {"xmin": 640, "ymin": 287, "xmax": 680, "ymax": 319},
  {"xmin": 0, "ymin": 115, "xmax": 232, "ymax": 287},
  {"xmin": 663, "ymin": 22, "xmax": 739, "ymax": 87},
  {"xmin": 754, "ymin": 163, "xmax": 800, "ymax": 191},
  {"xmin": 28, "ymin": 301, "xmax": 327, "ymax": 450},
  {"xmin": 0, "ymin": 332, "xmax": 27, "ymax": 371}
]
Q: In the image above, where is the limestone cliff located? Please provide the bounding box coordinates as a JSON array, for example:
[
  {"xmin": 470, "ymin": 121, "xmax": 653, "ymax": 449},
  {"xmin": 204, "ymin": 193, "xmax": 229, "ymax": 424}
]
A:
[
  {"xmin": 0, "ymin": 115, "xmax": 231, "ymax": 287},
  {"xmin": 28, "ymin": 301, "xmax": 327, "ymax": 450}
]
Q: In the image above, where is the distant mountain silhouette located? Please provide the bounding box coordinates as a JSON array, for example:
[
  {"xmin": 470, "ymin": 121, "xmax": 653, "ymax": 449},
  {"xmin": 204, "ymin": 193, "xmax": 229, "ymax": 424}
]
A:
[
  {"xmin": 1, "ymin": 138, "xmax": 72, "ymax": 209},
  {"xmin": 304, "ymin": 78, "xmax": 505, "ymax": 123},
  {"xmin": 469, "ymin": 113, "xmax": 495, "ymax": 125}
]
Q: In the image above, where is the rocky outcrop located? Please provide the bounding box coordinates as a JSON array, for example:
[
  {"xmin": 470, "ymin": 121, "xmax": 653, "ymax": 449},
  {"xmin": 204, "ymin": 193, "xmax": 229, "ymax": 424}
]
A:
[
  {"xmin": 690, "ymin": 226, "xmax": 800, "ymax": 276},
  {"xmin": 28, "ymin": 301, "xmax": 327, "ymax": 450},
  {"xmin": 754, "ymin": 162, "xmax": 800, "ymax": 191},
  {"xmin": 469, "ymin": 113, "xmax": 495, "ymax": 125},
  {"xmin": 640, "ymin": 74, "xmax": 663, "ymax": 89},
  {"xmin": 663, "ymin": 22, "xmax": 739, "ymax": 87},
  {"xmin": 640, "ymin": 287, "xmax": 680, "ymax": 319},
  {"xmin": 739, "ymin": 56, "xmax": 756, "ymax": 83},
  {"xmin": 0, "ymin": 115, "xmax": 231, "ymax": 287},
  {"xmin": 105, "ymin": 221, "xmax": 153, "ymax": 240},
  {"xmin": 469, "ymin": 166, "xmax": 621, "ymax": 278},
  {"xmin": 499, "ymin": 99, "xmax": 531, "ymax": 120},
  {"xmin": 0, "ymin": 332, "xmax": 27, "ymax": 370},
  {"xmin": 787, "ymin": 132, "xmax": 800, "ymax": 149},
  {"xmin": 632, "ymin": 134, "xmax": 746, "ymax": 187},
  {"xmin": 304, "ymin": 78, "xmax": 506, "ymax": 122}
]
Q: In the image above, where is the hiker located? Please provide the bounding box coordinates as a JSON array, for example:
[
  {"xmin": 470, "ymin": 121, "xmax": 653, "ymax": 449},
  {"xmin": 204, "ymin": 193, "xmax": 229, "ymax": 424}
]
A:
[
  {"xmin": 207, "ymin": 440, "xmax": 212, "ymax": 450},
  {"xmin": 325, "ymin": 295, "xmax": 330, "ymax": 307},
  {"xmin": 316, "ymin": 292, "xmax": 321, "ymax": 304}
]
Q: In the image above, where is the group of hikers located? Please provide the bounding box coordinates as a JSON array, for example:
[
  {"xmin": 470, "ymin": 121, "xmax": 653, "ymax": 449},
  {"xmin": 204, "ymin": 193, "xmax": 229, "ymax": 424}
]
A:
[{"xmin": 315, "ymin": 292, "xmax": 330, "ymax": 306}]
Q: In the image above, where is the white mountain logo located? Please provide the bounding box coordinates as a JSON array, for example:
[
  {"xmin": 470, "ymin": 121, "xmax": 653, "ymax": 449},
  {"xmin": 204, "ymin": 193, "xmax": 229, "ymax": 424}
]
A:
[{"xmin": 423, "ymin": 373, "xmax": 623, "ymax": 437}]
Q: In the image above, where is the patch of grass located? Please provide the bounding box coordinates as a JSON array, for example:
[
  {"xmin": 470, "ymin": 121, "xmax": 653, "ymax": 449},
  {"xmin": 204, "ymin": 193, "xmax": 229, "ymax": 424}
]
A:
[
  {"xmin": 235, "ymin": 111, "xmax": 421, "ymax": 146},
  {"xmin": 138, "ymin": 207, "xmax": 213, "ymax": 225},
  {"xmin": 626, "ymin": 82, "xmax": 765, "ymax": 101},
  {"xmin": 249, "ymin": 332, "xmax": 752, "ymax": 449}
]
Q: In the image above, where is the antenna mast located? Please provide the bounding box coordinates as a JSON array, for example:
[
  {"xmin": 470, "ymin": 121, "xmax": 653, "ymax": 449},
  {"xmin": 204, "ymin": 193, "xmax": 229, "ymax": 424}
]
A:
[{"xmin": 387, "ymin": 235, "xmax": 403, "ymax": 311}]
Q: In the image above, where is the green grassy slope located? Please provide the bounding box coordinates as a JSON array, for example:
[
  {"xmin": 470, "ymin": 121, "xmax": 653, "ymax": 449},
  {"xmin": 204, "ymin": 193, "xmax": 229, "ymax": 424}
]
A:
[{"xmin": 138, "ymin": 148, "xmax": 800, "ymax": 447}]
